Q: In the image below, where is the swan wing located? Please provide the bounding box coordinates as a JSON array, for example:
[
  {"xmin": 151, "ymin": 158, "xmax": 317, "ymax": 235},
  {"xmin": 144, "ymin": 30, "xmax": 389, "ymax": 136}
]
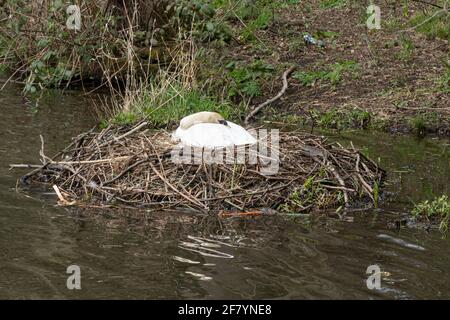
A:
[{"xmin": 173, "ymin": 122, "xmax": 256, "ymax": 148}]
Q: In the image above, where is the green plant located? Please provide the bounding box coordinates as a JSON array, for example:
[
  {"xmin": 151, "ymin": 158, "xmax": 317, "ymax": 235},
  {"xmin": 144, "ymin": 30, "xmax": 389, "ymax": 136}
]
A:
[
  {"xmin": 309, "ymin": 107, "xmax": 371, "ymax": 130},
  {"xmin": 293, "ymin": 60, "xmax": 359, "ymax": 87},
  {"xmin": 409, "ymin": 9, "xmax": 449, "ymax": 40},
  {"xmin": 327, "ymin": 60, "xmax": 359, "ymax": 85},
  {"xmin": 410, "ymin": 115, "xmax": 426, "ymax": 134},
  {"xmin": 292, "ymin": 70, "xmax": 329, "ymax": 86},
  {"xmin": 395, "ymin": 35, "xmax": 415, "ymax": 62},
  {"xmin": 240, "ymin": 7, "xmax": 273, "ymax": 40},
  {"xmin": 225, "ymin": 59, "xmax": 274, "ymax": 99},
  {"xmin": 319, "ymin": 0, "xmax": 348, "ymax": 9},
  {"xmin": 412, "ymin": 195, "xmax": 450, "ymax": 232},
  {"xmin": 169, "ymin": 0, "xmax": 232, "ymax": 42},
  {"xmin": 438, "ymin": 59, "xmax": 450, "ymax": 93}
]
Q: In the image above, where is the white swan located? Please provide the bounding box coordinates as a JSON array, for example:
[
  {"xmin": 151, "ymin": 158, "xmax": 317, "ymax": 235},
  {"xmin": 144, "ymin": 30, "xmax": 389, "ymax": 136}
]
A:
[{"xmin": 172, "ymin": 111, "xmax": 256, "ymax": 148}]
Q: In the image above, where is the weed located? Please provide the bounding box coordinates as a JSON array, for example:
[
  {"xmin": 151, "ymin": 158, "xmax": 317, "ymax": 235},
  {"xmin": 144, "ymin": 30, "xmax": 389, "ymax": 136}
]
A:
[
  {"xmin": 409, "ymin": 10, "xmax": 449, "ymax": 40},
  {"xmin": 309, "ymin": 107, "xmax": 371, "ymax": 130},
  {"xmin": 395, "ymin": 35, "xmax": 415, "ymax": 62},
  {"xmin": 240, "ymin": 7, "xmax": 273, "ymax": 40},
  {"xmin": 437, "ymin": 59, "xmax": 450, "ymax": 93},
  {"xmin": 319, "ymin": 0, "xmax": 348, "ymax": 10},
  {"xmin": 225, "ymin": 59, "xmax": 274, "ymax": 99},
  {"xmin": 293, "ymin": 60, "xmax": 359, "ymax": 87},
  {"xmin": 412, "ymin": 195, "xmax": 450, "ymax": 232},
  {"xmin": 279, "ymin": 176, "xmax": 336, "ymax": 212}
]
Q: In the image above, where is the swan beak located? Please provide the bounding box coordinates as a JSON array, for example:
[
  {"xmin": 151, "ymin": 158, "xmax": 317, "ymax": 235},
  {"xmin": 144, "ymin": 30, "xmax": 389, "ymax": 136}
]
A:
[{"xmin": 218, "ymin": 119, "xmax": 228, "ymax": 126}]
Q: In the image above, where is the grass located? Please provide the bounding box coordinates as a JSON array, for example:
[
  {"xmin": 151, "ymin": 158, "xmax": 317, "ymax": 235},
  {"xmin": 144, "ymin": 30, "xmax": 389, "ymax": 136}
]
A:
[
  {"xmin": 409, "ymin": 10, "xmax": 449, "ymax": 40},
  {"xmin": 312, "ymin": 107, "xmax": 371, "ymax": 130},
  {"xmin": 412, "ymin": 195, "xmax": 450, "ymax": 232},
  {"xmin": 395, "ymin": 35, "xmax": 415, "ymax": 62},
  {"xmin": 240, "ymin": 7, "xmax": 273, "ymax": 40},
  {"xmin": 279, "ymin": 176, "xmax": 340, "ymax": 212},
  {"xmin": 438, "ymin": 60, "xmax": 450, "ymax": 93},
  {"xmin": 293, "ymin": 60, "xmax": 359, "ymax": 86},
  {"xmin": 319, "ymin": 0, "xmax": 348, "ymax": 9},
  {"xmin": 103, "ymin": 74, "xmax": 240, "ymax": 128},
  {"xmin": 408, "ymin": 112, "xmax": 439, "ymax": 136},
  {"xmin": 225, "ymin": 59, "xmax": 275, "ymax": 99}
]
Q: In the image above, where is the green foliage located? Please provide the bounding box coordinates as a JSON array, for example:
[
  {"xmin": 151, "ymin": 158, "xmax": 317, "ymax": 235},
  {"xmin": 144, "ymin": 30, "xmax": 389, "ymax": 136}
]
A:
[
  {"xmin": 279, "ymin": 174, "xmax": 346, "ymax": 213},
  {"xmin": 410, "ymin": 115, "xmax": 427, "ymax": 135},
  {"xmin": 169, "ymin": 0, "xmax": 232, "ymax": 42},
  {"xmin": 412, "ymin": 195, "xmax": 450, "ymax": 232},
  {"xmin": 409, "ymin": 10, "xmax": 449, "ymax": 40},
  {"xmin": 24, "ymin": 54, "xmax": 73, "ymax": 94},
  {"xmin": 408, "ymin": 112, "xmax": 439, "ymax": 135},
  {"xmin": 225, "ymin": 59, "xmax": 274, "ymax": 99},
  {"xmin": 110, "ymin": 112, "xmax": 139, "ymax": 126},
  {"xmin": 310, "ymin": 107, "xmax": 372, "ymax": 130},
  {"xmin": 293, "ymin": 60, "xmax": 359, "ymax": 86},
  {"xmin": 141, "ymin": 85, "xmax": 237, "ymax": 127},
  {"xmin": 327, "ymin": 60, "xmax": 359, "ymax": 85},
  {"xmin": 240, "ymin": 7, "xmax": 273, "ymax": 40},
  {"xmin": 319, "ymin": 0, "xmax": 348, "ymax": 9},
  {"xmin": 293, "ymin": 70, "xmax": 329, "ymax": 86},
  {"xmin": 395, "ymin": 35, "xmax": 415, "ymax": 62},
  {"xmin": 438, "ymin": 59, "xmax": 450, "ymax": 93},
  {"xmin": 279, "ymin": 177, "xmax": 323, "ymax": 212}
]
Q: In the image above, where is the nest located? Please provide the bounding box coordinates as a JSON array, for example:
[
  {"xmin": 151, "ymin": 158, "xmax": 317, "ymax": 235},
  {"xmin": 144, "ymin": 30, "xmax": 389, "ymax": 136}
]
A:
[{"xmin": 19, "ymin": 121, "xmax": 385, "ymax": 212}]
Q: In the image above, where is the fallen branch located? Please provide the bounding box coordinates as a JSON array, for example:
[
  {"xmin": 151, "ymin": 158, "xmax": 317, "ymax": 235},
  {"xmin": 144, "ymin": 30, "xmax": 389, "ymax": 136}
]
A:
[{"xmin": 245, "ymin": 66, "xmax": 296, "ymax": 124}]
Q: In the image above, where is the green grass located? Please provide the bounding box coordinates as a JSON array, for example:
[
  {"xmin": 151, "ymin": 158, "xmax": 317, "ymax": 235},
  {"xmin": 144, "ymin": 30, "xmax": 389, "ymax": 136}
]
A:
[
  {"xmin": 395, "ymin": 35, "xmax": 415, "ymax": 62},
  {"xmin": 240, "ymin": 7, "xmax": 273, "ymax": 40},
  {"xmin": 225, "ymin": 59, "xmax": 274, "ymax": 99},
  {"xmin": 143, "ymin": 88, "xmax": 237, "ymax": 127},
  {"xmin": 408, "ymin": 112, "xmax": 439, "ymax": 136},
  {"xmin": 279, "ymin": 176, "xmax": 333, "ymax": 212},
  {"xmin": 409, "ymin": 10, "xmax": 449, "ymax": 40},
  {"xmin": 103, "ymin": 79, "xmax": 241, "ymax": 128},
  {"xmin": 293, "ymin": 60, "xmax": 359, "ymax": 86},
  {"xmin": 438, "ymin": 60, "xmax": 450, "ymax": 93},
  {"xmin": 319, "ymin": 0, "xmax": 348, "ymax": 9},
  {"xmin": 412, "ymin": 195, "xmax": 450, "ymax": 232},
  {"xmin": 311, "ymin": 107, "xmax": 371, "ymax": 130}
]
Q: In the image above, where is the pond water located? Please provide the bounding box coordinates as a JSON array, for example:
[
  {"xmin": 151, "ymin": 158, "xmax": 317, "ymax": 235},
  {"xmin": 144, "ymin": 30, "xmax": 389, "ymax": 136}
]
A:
[{"xmin": 0, "ymin": 81, "xmax": 449, "ymax": 299}]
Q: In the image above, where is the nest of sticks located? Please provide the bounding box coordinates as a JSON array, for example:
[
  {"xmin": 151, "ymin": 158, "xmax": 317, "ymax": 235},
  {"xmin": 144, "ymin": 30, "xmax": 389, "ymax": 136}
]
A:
[{"xmin": 18, "ymin": 121, "xmax": 385, "ymax": 212}]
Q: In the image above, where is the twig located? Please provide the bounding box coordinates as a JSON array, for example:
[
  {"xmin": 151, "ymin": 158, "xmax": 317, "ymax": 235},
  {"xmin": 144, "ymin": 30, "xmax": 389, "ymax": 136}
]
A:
[{"xmin": 245, "ymin": 66, "xmax": 296, "ymax": 124}]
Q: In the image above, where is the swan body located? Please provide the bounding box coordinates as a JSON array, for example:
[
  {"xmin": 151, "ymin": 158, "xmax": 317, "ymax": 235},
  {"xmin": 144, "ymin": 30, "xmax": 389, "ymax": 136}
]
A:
[{"xmin": 172, "ymin": 112, "xmax": 256, "ymax": 148}]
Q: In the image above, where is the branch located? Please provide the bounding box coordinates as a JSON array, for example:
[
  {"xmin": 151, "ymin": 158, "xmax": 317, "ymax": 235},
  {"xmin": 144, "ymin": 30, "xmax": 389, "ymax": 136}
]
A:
[{"xmin": 244, "ymin": 65, "xmax": 296, "ymax": 124}]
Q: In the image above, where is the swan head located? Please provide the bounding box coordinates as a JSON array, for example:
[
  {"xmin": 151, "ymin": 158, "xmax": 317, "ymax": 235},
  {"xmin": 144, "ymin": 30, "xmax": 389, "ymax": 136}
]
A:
[{"xmin": 179, "ymin": 111, "xmax": 228, "ymax": 130}]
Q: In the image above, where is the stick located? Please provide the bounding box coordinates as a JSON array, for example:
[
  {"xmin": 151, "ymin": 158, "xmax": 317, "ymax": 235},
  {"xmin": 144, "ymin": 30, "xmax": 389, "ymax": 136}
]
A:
[
  {"xmin": 148, "ymin": 161, "xmax": 208, "ymax": 210},
  {"xmin": 245, "ymin": 66, "xmax": 296, "ymax": 124},
  {"xmin": 98, "ymin": 121, "xmax": 148, "ymax": 147},
  {"xmin": 50, "ymin": 156, "xmax": 131, "ymax": 165}
]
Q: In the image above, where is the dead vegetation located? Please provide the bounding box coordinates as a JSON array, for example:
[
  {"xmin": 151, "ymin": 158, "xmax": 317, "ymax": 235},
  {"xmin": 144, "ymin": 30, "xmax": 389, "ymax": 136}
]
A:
[{"xmin": 16, "ymin": 122, "xmax": 384, "ymax": 212}]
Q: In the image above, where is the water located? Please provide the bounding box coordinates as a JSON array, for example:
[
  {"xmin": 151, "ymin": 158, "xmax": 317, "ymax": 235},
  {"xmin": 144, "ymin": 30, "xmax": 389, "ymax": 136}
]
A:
[{"xmin": 0, "ymin": 82, "xmax": 449, "ymax": 299}]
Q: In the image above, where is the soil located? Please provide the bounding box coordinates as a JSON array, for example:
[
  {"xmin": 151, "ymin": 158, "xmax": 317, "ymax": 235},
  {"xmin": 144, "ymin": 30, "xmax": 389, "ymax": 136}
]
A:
[{"xmin": 210, "ymin": 0, "xmax": 450, "ymax": 136}]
